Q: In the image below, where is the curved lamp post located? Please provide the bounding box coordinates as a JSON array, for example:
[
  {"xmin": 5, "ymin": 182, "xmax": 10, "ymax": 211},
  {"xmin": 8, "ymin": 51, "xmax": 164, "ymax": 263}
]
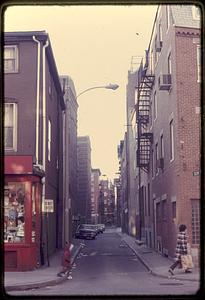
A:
[{"xmin": 76, "ymin": 83, "xmax": 119, "ymax": 99}]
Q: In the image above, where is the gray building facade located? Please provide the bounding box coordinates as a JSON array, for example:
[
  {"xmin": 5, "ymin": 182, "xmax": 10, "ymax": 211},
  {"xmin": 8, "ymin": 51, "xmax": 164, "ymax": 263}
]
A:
[{"xmin": 77, "ymin": 136, "xmax": 92, "ymax": 223}]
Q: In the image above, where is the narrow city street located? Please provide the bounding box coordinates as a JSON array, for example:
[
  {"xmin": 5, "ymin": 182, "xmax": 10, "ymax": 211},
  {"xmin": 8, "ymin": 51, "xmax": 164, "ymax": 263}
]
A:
[{"xmin": 8, "ymin": 228, "xmax": 199, "ymax": 296}]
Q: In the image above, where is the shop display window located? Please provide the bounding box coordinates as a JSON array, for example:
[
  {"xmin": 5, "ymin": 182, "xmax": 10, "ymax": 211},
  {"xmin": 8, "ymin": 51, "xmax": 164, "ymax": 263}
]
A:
[
  {"xmin": 32, "ymin": 184, "xmax": 36, "ymax": 242},
  {"xmin": 4, "ymin": 182, "xmax": 25, "ymax": 243}
]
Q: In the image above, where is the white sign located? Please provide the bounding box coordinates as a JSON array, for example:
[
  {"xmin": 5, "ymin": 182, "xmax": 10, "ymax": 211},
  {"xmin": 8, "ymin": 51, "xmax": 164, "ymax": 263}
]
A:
[
  {"xmin": 193, "ymin": 171, "xmax": 200, "ymax": 177},
  {"xmin": 43, "ymin": 199, "xmax": 54, "ymax": 213}
]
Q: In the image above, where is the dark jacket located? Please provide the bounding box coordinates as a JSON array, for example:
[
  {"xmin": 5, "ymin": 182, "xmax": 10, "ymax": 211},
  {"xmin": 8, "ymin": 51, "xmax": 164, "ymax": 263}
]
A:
[{"xmin": 175, "ymin": 231, "xmax": 188, "ymax": 261}]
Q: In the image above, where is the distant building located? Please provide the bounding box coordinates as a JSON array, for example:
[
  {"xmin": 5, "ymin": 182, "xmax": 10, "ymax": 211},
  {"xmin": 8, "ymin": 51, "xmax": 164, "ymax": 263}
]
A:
[
  {"xmin": 114, "ymin": 177, "xmax": 121, "ymax": 227},
  {"xmin": 60, "ymin": 75, "xmax": 78, "ymax": 238},
  {"xmin": 91, "ymin": 168, "xmax": 101, "ymax": 224},
  {"xmin": 77, "ymin": 136, "xmax": 92, "ymax": 223},
  {"xmin": 4, "ymin": 31, "xmax": 65, "ymax": 271},
  {"xmin": 125, "ymin": 69, "xmax": 139, "ymax": 237},
  {"xmin": 99, "ymin": 179, "xmax": 115, "ymax": 226},
  {"xmin": 118, "ymin": 135, "xmax": 129, "ymax": 233}
]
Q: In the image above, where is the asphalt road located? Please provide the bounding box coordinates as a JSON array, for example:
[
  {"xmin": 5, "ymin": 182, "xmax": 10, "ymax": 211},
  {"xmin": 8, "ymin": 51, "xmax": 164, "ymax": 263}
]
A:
[{"xmin": 8, "ymin": 230, "xmax": 199, "ymax": 296}]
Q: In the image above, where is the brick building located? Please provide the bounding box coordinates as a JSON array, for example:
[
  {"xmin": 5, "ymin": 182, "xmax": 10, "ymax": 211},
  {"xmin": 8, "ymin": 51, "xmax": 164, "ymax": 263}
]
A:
[
  {"xmin": 134, "ymin": 5, "xmax": 201, "ymax": 264},
  {"xmin": 4, "ymin": 31, "xmax": 65, "ymax": 270}
]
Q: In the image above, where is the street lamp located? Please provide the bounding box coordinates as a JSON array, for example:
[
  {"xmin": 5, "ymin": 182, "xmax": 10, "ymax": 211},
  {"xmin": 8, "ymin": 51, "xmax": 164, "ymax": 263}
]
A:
[{"xmin": 76, "ymin": 83, "xmax": 119, "ymax": 98}]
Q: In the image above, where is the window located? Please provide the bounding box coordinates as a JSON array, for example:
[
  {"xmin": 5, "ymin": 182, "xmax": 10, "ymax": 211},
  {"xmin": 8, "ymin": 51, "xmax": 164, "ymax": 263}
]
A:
[
  {"xmin": 162, "ymin": 200, "xmax": 167, "ymax": 220},
  {"xmin": 153, "ymin": 92, "xmax": 157, "ymax": 120},
  {"xmin": 160, "ymin": 134, "xmax": 164, "ymax": 158},
  {"xmin": 168, "ymin": 53, "xmax": 171, "ymax": 74},
  {"xmin": 48, "ymin": 119, "xmax": 51, "ymax": 161},
  {"xmin": 191, "ymin": 199, "xmax": 200, "ymax": 244},
  {"xmin": 154, "ymin": 36, "xmax": 158, "ymax": 64},
  {"xmin": 156, "ymin": 202, "xmax": 161, "ymax": 220},
  {"xmin": 150, "ymin": 50, "xmax": 154, "ymax": 74},
  {"xmin": 4, "ymin": 183, "xmax": 26, "ymax": 243},
  {"xmin": 197, "ymin": 45, "xmax": 201, "ymax": 82},
  {"xmin": 159, "ymin": 23, "xmax": 162, "ymax": 42},
  {"xmin": 169, "ymin": 119, "xmax": 174, "ymax": 161},
  {"xmin": 144, "ymin": 186, "xmax": 147, "ymax": 216},
  {"xmin": 150, "ymin": 100, "xmax": 153, "ymax": 127},
  {"xmin": 4, "ymin": 103, "xmax": 17, "ymax": 151},
  {"xmin": 166, "ymin": 6, "xmax": 170, "ymax": 30},
  {"xmin": 152, "ymin": 149, "xmax": 154, "ymax": 178},
  {"xmin": 147, "ymin": 183, "xmax": 151, "ymax": 216},
  {"xmin": 155, "ymin": 143, "xmax": 159, "ymax": 174},
  {"xmin": 192, "ymin": 5, "xmax": 201, "ymax": 20},
  {"xmin": 32, "ymin": 184, "xmax": 36, "ymax": 242},
  {"xmin": 4, "ymin": 45, "xmax": 19, "ymax": 73},
  {"xmin": 172, "ymin": 201, "xmax": 176, "ymax": 219}
]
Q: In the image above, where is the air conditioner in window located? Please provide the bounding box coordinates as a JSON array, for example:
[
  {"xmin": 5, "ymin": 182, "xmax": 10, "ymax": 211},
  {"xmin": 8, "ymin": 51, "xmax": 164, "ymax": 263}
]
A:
[
  {"xmin": 158, "ymin": 74, "xmax": 172, "ymax": 90},
  {"xmin": 157, "ymin": 157, "xmax": 164, "ymax": 169},
  {"xmin": 156, "ymin": 40, "xmax": 163, "ymax": 52}
]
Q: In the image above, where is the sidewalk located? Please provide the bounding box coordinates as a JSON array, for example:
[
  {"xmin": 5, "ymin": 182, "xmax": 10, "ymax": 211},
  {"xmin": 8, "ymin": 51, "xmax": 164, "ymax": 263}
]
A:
[
  {"xmin": 4, "ymin": 239, "xmax": 84, "ymax": 292},
  {"xmin": 118, "ymin": 232, "xmax": 200, "ymax": 282}
]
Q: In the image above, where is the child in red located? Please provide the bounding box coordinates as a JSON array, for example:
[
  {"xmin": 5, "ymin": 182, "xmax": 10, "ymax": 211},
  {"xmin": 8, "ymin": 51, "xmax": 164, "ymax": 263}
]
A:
[{"xmin": 57, "ymin": 242, "xmax": 72, "ymax": 277}]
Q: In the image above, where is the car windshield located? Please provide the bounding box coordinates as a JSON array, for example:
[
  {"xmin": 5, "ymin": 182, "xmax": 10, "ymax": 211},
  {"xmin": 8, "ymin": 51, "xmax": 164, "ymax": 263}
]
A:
[{"xmin": 79, "ymin": 224, "xmax": 95, "ymax": 230}]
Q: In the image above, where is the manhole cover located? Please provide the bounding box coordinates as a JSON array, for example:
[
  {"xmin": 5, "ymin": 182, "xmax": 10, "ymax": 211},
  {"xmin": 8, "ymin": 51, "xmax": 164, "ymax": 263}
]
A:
[{"xmin": 159, "ymin": 282, "xmax": 183, "ymax": 286}]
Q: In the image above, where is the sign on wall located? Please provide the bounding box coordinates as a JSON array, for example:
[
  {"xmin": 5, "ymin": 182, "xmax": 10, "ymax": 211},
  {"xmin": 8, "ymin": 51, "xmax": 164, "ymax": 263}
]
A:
[{"xmin": 43, "ymin": 199, "xmax": 54, "ymax": 213}]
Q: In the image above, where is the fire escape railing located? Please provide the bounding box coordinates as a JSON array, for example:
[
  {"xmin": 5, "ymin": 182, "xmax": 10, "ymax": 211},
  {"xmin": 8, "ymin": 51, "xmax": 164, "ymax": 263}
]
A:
[{"xmin": 136, "ymin": 58, "xmax": 154, "ymax": 173}]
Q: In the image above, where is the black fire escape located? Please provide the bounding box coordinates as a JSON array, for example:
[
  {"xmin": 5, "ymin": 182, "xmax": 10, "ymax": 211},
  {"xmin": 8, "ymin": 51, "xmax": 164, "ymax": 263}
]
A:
[{"xmin": 136, "ymin": 56, "xmax": 154, "ymax": 173}]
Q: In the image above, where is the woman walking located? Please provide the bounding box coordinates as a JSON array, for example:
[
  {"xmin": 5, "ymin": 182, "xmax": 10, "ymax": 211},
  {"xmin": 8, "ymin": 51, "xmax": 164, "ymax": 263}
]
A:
[{"xmin": 168, "ymin": 224, "xmax": 192, "ymax": 275}]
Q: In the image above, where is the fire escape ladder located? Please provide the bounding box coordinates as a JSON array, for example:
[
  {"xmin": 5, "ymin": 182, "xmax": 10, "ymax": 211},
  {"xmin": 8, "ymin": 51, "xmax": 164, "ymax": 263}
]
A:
[{"xmin": 136, "ymin": 64, "xmax": 155, "ymax": 172}]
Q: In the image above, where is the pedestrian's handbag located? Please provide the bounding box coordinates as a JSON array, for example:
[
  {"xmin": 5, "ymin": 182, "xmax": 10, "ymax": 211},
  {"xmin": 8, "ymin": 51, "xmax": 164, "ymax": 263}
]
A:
[{"xmin": 181, "ymin": 254, "xmax": 194, "ymax": 270}]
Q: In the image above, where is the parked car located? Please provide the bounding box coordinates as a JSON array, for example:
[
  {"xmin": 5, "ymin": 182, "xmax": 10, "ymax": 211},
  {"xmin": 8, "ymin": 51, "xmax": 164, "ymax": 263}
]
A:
[
  {"xmin": 97, "ymin": 224, "xmax": 105, "ymax": 233},
  {"xmin": 75, "ymin": 224, "xmax": 98, "ymax": 240}
]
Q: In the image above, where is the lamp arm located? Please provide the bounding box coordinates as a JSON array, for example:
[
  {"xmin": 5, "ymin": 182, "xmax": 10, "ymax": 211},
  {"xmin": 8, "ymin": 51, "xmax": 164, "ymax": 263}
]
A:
[{"xmin": 76, "ymin": 86, "xmax": 108, "ymax": 99}]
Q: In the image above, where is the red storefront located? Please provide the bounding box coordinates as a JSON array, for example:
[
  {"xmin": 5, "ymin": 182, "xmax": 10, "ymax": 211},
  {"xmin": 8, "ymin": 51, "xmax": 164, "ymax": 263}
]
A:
[{"xmin": 4, "ymin": 156, "xmax": 43, "ymax": 271}]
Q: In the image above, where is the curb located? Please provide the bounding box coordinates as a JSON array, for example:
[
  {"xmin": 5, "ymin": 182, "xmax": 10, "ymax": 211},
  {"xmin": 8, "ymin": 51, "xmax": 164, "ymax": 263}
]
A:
[
  {"xmin": 119, "ymin": 233, "xmax": 200, "ymax": 283},
  {"xmin": 5, "ymin": 244, "xmax": 83, "ymax": 292}
]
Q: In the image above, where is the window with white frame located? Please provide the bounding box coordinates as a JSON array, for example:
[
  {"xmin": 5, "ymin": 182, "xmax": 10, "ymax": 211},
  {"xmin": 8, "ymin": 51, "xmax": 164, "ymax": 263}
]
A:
[
  {"xmin": 48, "ymin": 119, "xmax": 51, "ymax": 161},
  {"xmin": 192, "ymin": 5, "xmax": 201, "ymax": 20},
  {"xmin": 168, "ymin": 53, "xmax": 171, "ymax": 74},
  {"xmin": 169, "ymin": 119, "xmax": 174, "ymax": 161},
  {"xmin": 166, "ymin": 6, "xmax": 170, "ymax": 30},
  {"xmin": 191, "ymin": 199, "xmax": 200, "ymax": 244},
  {"xmin": 159, "ymin": 22, "xmax": 162, "ymax": 42},
  {"xmin": 4, "ymin": 103, "xmax": 17, "ymax": 151},
  {"xmin": 154, "ymin": 35, "xmax": 158, "ymax": 65},
  {"xmin": 197, "ymin": 45, "xmax": 201, "ymax": 82},
  {"xmin": 4, "ymin": 45, "xmax": 19, "ymax": 73}
]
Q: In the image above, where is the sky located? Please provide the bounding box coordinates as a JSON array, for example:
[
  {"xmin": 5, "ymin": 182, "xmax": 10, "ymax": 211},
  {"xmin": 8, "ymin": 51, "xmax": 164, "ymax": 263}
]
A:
[{"xmin": 4, "ymin": 4, "xmax": 158, "ymax": 180}]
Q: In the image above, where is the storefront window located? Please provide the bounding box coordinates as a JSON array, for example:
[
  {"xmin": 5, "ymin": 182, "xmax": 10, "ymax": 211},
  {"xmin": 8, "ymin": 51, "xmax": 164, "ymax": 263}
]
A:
[
  {"xmin": 32, "ymin": 184, "xmax": 36, "ymax": 242},
  {"xmin": 4, "ymin": 183, "xmax": 25, "ymax": 243}
]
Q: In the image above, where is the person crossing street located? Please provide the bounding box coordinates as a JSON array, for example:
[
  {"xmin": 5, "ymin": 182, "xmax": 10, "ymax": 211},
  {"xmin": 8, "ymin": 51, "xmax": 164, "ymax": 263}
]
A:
[{"xmin": 168, "ymin": 224, "xmax": 192, "ymax": 275}]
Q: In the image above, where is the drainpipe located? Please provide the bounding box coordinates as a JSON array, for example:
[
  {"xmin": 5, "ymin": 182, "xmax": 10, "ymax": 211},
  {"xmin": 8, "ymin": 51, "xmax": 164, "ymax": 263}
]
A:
[
  {"xmin": 42, "ymin": 39, "xmax": 49, "ymax": 266},
  {"xmin": 42, "ymin": 39, "xmax": 49, "ymax": 171},
  {"xmin": 32, "ymin": 36, "xmax": 41, "ymax": 166}
]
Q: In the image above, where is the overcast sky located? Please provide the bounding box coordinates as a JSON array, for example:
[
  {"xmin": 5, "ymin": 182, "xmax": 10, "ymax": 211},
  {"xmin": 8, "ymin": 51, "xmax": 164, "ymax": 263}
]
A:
[{"xmin": 4, "ymin": 5, "xmax": 158, "ymax": 180}]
